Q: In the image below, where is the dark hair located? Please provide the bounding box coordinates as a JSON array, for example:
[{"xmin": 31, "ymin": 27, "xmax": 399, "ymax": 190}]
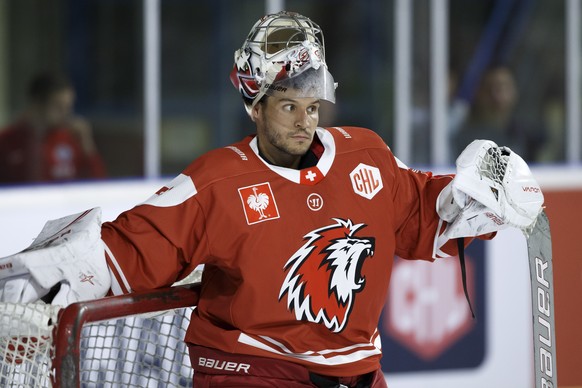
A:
[{"xmin": 27, "ymin": 71, "xmax": 73, "ymax": 104}]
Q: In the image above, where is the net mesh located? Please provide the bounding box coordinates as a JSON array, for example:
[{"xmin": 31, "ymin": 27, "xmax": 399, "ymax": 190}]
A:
[
  {"xmin": 478, "ymin": 146, "xmax": 509, "ymax": 186},
  {"xmin": 79, "ymin": 308, "xmax": 194, "ymax": 387},
  {"xmin": 0, "ymin": 303, "xmax": 194, "ymax": 387},
  {"xmin": 0, "ymin": 302, "xmax": 60, "ymax": 387}
]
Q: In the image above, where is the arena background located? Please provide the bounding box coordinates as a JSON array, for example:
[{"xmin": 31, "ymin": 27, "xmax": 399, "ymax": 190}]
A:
[{"xmin": 0, "ymin": 1, "xmax": 580, "ymax": 387}]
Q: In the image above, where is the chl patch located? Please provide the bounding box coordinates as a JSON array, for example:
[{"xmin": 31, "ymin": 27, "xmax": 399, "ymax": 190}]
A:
[
  {"xmin": 238, "ymin": 182, "xmax": 280, "ymax": 225},
  {"xmin": 350, "ymin": 163, "xmax": 383, "ymax": 200}
]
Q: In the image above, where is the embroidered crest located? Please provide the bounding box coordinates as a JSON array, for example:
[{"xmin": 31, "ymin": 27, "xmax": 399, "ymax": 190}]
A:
[
  {"xmin": 279, "ymin": 218, "xmax": 375, "ymax": 332},
  {"xmin": 238, "ymin": 182, "xmax": 280, "ymax": 225}
]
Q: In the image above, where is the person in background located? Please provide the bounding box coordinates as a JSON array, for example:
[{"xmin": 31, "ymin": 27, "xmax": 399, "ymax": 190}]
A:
[
  {"xmin": 454, "ymin": 65, "xmax": 545, "ymax": 163},
  {"xmin": 0, "ymin": 71, "xmax": 106, "ymax": 184}
]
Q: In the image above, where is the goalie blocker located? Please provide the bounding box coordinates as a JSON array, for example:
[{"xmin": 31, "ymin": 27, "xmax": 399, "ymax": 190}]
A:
[{"xmin": 0, "ymin": 208, "xmax": 110, "ymax": 307}]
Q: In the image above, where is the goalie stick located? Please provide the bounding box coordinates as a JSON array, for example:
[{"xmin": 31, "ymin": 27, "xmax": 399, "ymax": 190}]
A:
[
  {"xmin": 461, "ymin": 141, "xmax": 555, "ymax": 386},
  {"xmin": 526, "ymin": 211, "xmax": 557, "ymax": 388}
]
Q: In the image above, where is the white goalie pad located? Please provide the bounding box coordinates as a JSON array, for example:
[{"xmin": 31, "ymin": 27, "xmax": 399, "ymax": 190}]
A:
[
  {"xmin": 439, "ymin": 140, "xmax": 544, "ymax": 239},
  {"xmin": 0, "ymin": 208, "xmax": 110, "ymax": 306}
]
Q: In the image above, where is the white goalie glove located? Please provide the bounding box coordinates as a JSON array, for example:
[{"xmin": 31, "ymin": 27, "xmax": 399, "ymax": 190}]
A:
[
  {"xmin": 0, "ymin": 208, "xmax": 110, "ymax": 306},
  {"xmin": 438, "ymin": 140, "xmax": 544, "ymax": 239}
]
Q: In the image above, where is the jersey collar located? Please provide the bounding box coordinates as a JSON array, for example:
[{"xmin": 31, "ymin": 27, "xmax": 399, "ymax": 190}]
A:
[{"xmin": 249, "ymin": 127, "xmax": 336, "ymax": 185}]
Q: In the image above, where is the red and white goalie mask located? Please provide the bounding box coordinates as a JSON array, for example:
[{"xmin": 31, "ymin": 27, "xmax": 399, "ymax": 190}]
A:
[{"xmin": 230, "ymin": 11, "xmax": 337, "ymax": 115}]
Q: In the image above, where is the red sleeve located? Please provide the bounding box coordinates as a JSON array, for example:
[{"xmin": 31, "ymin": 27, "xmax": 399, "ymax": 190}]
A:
[
  {"xmin": 390, "ymin": 159, "xmax": 453, "ymax": 261},
  {"xmin": 101, "ymin": 173, "xmax": 209, "ymax": 294},
  {"xmin": 388, "ymin": 154, "xmax": 493, "ymax": 260},
  {"xmin": 333, "ymin": 128, "xmax": 465, "ymax": 261}
]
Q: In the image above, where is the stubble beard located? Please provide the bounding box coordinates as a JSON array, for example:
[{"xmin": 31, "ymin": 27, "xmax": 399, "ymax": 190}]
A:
[{"xmin": 266, "ymin": 127, "xmax": 313, "ymax": 157}]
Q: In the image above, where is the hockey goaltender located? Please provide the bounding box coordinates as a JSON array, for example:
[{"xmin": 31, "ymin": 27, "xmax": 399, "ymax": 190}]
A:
[{"xmin": 0, "ymin": 11, "xmax": 544, "ymax": 388}]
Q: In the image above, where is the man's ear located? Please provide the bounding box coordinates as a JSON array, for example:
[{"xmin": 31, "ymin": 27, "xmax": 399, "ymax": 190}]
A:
[{"xmin": 250, "ymin": 103, "xmax": 261, "ymax": 123}]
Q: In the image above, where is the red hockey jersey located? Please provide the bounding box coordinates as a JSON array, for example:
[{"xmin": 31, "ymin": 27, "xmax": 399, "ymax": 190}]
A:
[
  {"xmin": 0, "ymin": 121, "xmax": 106, "ymax": 183},
  {"xmin": 101, "ymin": 126, "xmax": 458, "ymax": 376}
]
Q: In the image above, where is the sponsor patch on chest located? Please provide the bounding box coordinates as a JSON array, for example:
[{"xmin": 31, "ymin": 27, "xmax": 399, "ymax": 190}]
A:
[
  {"xmin": 349, "ymin": 163, "xmax": 383, "ymax": 199},
  {"xmin": 238, "ymin": 182, "xmax": 280, "ymax": 225}
]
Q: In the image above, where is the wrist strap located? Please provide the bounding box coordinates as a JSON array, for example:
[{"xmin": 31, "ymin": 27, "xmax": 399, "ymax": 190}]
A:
[{"xmin": 457, "ymin": 238, "xmax": 475, "ymax": 319}]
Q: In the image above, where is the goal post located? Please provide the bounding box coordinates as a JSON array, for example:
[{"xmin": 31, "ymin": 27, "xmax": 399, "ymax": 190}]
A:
[
  {"xmin": 1, "ymin": 284, "xmax": 200, "ymax": 388},
  {"xmin": 53, "ymin": 284, "xmax": 200, "ymax": 387}
]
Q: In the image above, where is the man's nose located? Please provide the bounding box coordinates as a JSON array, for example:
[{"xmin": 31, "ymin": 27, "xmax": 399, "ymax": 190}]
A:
[{"xmin": 295, "ymin": 110, "xmax": 310, "ymax": 128}]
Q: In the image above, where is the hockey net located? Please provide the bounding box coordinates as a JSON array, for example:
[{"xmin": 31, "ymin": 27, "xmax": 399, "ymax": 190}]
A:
[{"xmin": 0, "ymin": 284, "xmax": 200, "ymax": 387}]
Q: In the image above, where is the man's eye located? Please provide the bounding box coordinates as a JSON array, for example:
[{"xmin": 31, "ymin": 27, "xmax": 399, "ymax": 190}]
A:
[
  {"xmin": 283, "ymin": 105, "xmax": 295, "ymax": 112},
  {"xmin": 307, "ymin": 106, "xmax": 319, "ymax": 114}
]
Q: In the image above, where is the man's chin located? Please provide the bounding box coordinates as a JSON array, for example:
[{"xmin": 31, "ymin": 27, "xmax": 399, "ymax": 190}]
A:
[
  {"xmin": 288, "ymin": 138, "xmax": 313, "ymax": 152},
  {"xmin": 286, "ymin": 145, "xmax": 312, "ymax": 156}
]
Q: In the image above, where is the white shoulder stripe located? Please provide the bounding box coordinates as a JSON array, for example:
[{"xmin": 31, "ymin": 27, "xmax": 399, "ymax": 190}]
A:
[
  {"xmin": 103, "ymin": 240, "xmax": 132, "ymax": 295},
  {"xmin": 141, "ymin": 173, "xmax": 197, "ymax": 208},
  {"xmin": 394, "ymin": 155, "xmax": 409, "ymax": 170}
]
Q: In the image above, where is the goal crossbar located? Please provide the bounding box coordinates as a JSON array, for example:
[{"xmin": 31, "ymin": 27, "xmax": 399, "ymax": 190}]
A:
[{"xmin": 52, "ymin": 284, "xmax": 200, "ymax": 387}]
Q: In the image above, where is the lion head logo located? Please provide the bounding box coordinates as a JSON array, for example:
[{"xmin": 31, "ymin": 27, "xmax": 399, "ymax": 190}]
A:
[{"xmin": 278, "ymin": 218, "xmax": 375, "ymax": 332}]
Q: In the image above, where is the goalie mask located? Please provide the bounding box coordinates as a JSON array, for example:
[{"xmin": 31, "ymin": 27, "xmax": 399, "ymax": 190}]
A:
[{"xmin": 230, "ymin": 11, "xmax": 337, "ymax": 115}]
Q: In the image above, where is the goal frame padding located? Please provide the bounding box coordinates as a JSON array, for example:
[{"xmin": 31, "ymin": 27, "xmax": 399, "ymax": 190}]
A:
[{"xmin": 52, "ymin": 284, "xmax": 200, "ymax": 387}]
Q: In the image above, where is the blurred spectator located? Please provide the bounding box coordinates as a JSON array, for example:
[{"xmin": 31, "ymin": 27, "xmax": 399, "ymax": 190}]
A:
[
  {"xmin": 537, "ymin": 76, "xmax": 565, "ymax": 162},
  {"xmin": 0, "ymin": 71, "xmax": 106, "ymax": 184},
  {"xmin": 454, "ymin": 65, "xmax": 545, "ymax": 162}
]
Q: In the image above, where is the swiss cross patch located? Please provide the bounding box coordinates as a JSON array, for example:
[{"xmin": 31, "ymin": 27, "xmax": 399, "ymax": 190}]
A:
[
  {"xmin": 349, "ymin": 163, "xmax": 383, "ymax": 199},
  {"xmin": 300, "ymin": 167, "xmax": 323, "ymax": 185},
  {"xmin": 238, "ymin": 182, "xmax": 280, "ymax": 225}
]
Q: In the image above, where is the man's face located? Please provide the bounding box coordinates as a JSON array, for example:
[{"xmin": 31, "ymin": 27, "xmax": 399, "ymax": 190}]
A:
[
  {"xmin": 39, "ymin": 88, "xmax": 75, "ymax": 128},
  {"xmin": 252, "ymin": 95, "xmax": 320, "ymax": 167},
  {"xmin": 479, "ymin": 68, "xmax": 517, "ymax": 114}
]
